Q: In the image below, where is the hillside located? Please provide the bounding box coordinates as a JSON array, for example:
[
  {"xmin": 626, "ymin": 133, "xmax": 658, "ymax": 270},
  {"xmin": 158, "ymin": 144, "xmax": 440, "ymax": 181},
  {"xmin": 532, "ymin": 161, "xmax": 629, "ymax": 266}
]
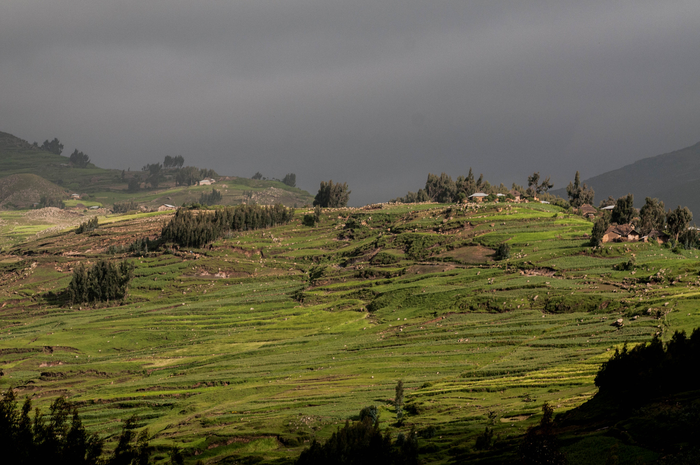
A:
[
  {"xmin": 551, "ymin": 141, "xmax": 700, "ymax": 215},
  {"xmin": 0, "ymin": 173, "xmax": 67, "ymax": 209},
  {"xmin": 0, "ymin": 131, "xmax": 314, "ymax": 208},
  {"xmin": 2, "ymin": 200, "xmax": 700, "ymax": 463},
  {"xmin": 0, "ymin": 131, "xmax": 123, "ymax": 194}
]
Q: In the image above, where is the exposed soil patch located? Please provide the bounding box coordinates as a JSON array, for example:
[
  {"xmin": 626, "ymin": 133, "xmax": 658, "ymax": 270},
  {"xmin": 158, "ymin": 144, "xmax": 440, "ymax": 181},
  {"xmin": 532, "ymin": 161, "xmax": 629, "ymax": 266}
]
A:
[{"xmin": 437, "ymin": 245, "xmax": 494, "ymax": 263}]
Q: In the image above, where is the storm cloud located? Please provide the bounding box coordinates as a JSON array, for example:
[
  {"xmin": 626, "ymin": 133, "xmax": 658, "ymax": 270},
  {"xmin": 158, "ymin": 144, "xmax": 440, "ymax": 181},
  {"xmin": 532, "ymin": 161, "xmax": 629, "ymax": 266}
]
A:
[{"xmin": 2, "ymin": 1, "xmax": 700, "ymax": 205}]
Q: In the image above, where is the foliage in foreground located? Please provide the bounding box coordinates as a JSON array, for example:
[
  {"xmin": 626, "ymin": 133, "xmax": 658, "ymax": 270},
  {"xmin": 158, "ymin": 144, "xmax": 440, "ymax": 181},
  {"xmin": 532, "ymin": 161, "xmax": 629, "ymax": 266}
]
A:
[
  {"xmin": 519, "ymin": 403, "xmax": 567, "ymax": 465},
  {"xmin": 595, "ymin": 328, "xmax": 700, "ymax": 397},
  {"xmin": 0, "ymin": 388, "xmax": 159, "ymax": 465},
  {"xmin": 296, "ymin": 416, "xmax": 419, "ymax": 465},
  {"xmin": 67, "ymin": 259, "xmax": 134, "ymax": 304}
]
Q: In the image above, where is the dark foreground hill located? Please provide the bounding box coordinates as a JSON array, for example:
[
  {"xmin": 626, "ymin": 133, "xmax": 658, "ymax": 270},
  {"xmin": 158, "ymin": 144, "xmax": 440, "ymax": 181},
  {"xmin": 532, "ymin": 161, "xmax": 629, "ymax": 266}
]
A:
[{"xmin": 551, "ymin": 141, "xmax": 700, "ymax": 215}]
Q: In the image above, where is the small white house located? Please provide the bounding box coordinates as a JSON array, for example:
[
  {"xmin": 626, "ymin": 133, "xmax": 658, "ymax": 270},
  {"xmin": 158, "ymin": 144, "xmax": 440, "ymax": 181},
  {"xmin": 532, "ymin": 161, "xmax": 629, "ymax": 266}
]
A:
[
  {"xmin": 70, "ymin": 193, "xmax": 81, "ymax": 199},
  {"xmin": 199, "ymin": 178, "xmax": 216, "ymax": 186},
  {"xmin": 469, "ymin": 193, "xmax": 488, "ymax": 202}
]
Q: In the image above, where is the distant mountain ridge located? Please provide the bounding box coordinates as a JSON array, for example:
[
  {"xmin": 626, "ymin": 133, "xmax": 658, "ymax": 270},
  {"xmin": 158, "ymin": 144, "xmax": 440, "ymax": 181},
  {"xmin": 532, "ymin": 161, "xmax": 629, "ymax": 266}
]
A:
[{"xmin": 552, "ymin": 141, "xmax": 700, "ymax": 216}]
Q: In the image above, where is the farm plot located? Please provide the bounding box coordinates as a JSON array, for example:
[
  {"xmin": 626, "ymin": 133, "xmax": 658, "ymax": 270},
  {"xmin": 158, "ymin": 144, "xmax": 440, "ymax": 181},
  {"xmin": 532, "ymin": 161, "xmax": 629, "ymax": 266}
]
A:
[{"xmin": 1, "ymin": 201, "xmax": 699, "ymax": 464}]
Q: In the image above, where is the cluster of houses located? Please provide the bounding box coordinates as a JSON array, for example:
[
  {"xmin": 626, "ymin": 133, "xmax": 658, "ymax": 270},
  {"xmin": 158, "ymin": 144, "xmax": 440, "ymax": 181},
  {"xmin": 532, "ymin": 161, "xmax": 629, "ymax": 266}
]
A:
[
  {"xmin": 468, "ymin": 190, "xmax": 525, "ymax": 203},
  {"xmin": 574, "ymin": 203, "xmax": 670, "ymax": 245}
]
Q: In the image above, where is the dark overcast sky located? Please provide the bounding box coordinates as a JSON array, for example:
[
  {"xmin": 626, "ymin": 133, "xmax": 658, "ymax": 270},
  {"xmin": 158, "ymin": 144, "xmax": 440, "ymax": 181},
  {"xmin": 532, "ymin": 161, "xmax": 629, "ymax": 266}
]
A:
[{"xmin": 2, "ymin": 1, "xmax": 699, "ymax": 205}]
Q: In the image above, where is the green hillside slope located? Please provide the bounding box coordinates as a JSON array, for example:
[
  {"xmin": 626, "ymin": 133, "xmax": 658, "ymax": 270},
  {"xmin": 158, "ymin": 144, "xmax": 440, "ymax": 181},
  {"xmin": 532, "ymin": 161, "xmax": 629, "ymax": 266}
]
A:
[
  {"xmin": 0, "ymin": 173, "xmax": 67, "ymax": 209},
  {"xmin": 2, "ymin": 201, "xmax": 699, "ymax": 463},
  {"xmin": 0, "ymin": 131, "xmax": 124, "ymax": 193},
  {"xmin": 551, "ymin": 141, "xmax": 700, "ymax": 214}
]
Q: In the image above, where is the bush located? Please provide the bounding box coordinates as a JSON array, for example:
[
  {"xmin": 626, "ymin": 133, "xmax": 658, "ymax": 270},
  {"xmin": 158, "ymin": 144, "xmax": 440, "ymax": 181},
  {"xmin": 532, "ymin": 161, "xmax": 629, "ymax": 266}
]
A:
[
  {"xmin": 37, "ymin": 195, "xmax": 65, "ymax": 209},
  {"xmin": 519, "ymin": 403, "xmax": 566, "ymax": 465},
  {"xmin": 296, "ymin": 416, "xmax": 419, "ymax": 465},
  {"xmin": 76, "ymin": 217, "xmax": 98, "ymax": 234},
  {"xmin": 112, "ymin": 200, "xmax": 138, "ymax": 213},
  {"xmin": 590, "ymin": 216, "xmax": 609, "ymax": 246},
  {"xmin": 595, "ymin": 328, "xmax": 700, "ymax": 398},
  {"xmin": 474, "ymin": 427, "xmax": 493, "ymax": 450},
  {"xmin": 199, "ymin": 188, "xmax": 223, "ymax": 206},
  {"xmin": 302, "ymin": 214, "xmax": 316, "ymax": 227},
  {"xmin": 0, "ymin": 389, "xmax": 159, "ymax": 465},
  {"xmin": 67, "ymin": 259, "xmax": 134, "ymax": 304},
  {"xmin": 495, "ymin": 243, "xmax": 511, "ymax": 260},
  {"xmin": 161, "ymin": 204, "xmax": 295, "ymax": 248},
  {"xmin": 313, "ymin": 180, "xmax": 350, "ymax": 208}
]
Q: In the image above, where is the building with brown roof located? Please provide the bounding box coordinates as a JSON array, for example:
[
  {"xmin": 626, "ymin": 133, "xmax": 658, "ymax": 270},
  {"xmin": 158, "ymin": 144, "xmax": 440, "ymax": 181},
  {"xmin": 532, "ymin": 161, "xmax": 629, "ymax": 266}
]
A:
[
  {"xmin": 642, "ymin": 230, "xmax": 670, "ymax": 245},
  {"xmin": 579, "ymin": 204, "xmax": 597, "ymax": 219},
  {"xmin": 602, "ymin": 224, "xmax": 642, "ymax": 243}
]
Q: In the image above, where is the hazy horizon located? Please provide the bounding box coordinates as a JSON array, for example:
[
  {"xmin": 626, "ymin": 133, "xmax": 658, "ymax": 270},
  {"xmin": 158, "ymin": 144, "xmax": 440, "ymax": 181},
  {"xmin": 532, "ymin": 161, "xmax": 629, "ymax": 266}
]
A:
[{"xmin": 2, "ymin": 1, "xmax": 700, "ymax": 205}]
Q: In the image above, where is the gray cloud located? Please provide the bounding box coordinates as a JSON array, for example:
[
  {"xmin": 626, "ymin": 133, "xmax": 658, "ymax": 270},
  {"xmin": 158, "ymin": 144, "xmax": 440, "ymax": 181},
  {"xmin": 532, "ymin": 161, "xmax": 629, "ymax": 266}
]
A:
[{"xmin": 2, "ymin": 1, "xmax": 700, "ymax": 205}]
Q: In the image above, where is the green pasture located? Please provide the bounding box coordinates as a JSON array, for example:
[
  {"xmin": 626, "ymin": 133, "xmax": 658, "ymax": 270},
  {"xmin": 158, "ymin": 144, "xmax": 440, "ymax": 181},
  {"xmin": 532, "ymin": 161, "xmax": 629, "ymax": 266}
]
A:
[{"xmin": 1, "ymin": 201, "xmax": 700, "ymax": 463}]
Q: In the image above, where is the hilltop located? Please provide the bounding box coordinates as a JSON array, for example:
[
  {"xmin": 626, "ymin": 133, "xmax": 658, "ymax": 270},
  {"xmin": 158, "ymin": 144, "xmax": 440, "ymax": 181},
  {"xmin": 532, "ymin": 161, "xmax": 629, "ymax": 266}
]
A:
[
  {"xmin": 551, "ymin": 141, "xmax": 700, "ymax": 214},
  {"xmin": 0, "ymin": 130, "xmax": 314, "ymax": 209},
  {"xmin": 0, "ymin": 173, "xmax": 66, "ymax": 209},
  {"xmin": 2, "ymin": 199, "xmax": 700, "ymax": 464}
]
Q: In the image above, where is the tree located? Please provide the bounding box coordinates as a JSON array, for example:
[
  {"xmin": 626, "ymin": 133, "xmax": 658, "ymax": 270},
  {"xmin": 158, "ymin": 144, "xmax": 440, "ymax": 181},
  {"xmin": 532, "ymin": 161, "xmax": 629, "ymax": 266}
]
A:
[
  {"xmin": 395, "ymin": 380, "xmax": 405, "ymax": 422},
  {"xmin": 252, "ymin": 172, "xmax": 263, "ymax": 180},
  {"xmin": 76, "ymin": 217, "xmax": 98, "ymax": 234},
  {"xmin": 163, "ymin": 155, "xmax": 183, "ymax": 169},
  {"xmin": 590, "ymin": 216, "xmax": 609, "ymax": 247},
  {"xmin": 425, "ymin": 173, "xmax": 456, "ymax": 203},
  {"xmin": 37, "ymin": 195, "xmax": 65, "ymax": 209},
  {"xmin": 611, "ymin": 193, "xmax": 635, "ymax": 224},
  {"xmin": 143, "ymin": 163, "xmax": 162, "ymax": 188},
  {"xmin": 175, "ymin": 166, "xmax": 202, "ymax": 186},
  {"xmin": 639, "ymin": 197, "xmax": 666, "ymax": 235},
  {"xmin": 566, "ymin": 171, "xmax": 594, "ymax": 208},
  {"xmin": 200, "ymin": 168, "xmax": 217, "ymax": 179},
  {"xmin": 40, "ymin": 138, "xmax": 64, "ymax": 155},
  {"xmin": 528, "ymin": 172, "xmax": 554, "ymax": 195},
  {"xmin": 199, "ymin": 188, "xmax": 222, "ymax": 206},
  {"xmin": 67, "ymin": 259, "xmax": 134, "ymax": 304},
  {"xmin": 455, "ymin": 168, "xmax": 477, "ymax": 199},
  {"xmin": 296, "ymin": 411, "xmax": 418, "ymax": 465},
  {"xmin": 127, "ymin": 176, "xmax": 141, "ymax": 192},
  {"xmin": 495, "ymin": 243, "xmax": 511, "ymax": 260},
  {"xmin": 112, "ymin": 200, "xmax": 138, "ymax": 214},
  {"xmin": 599, "ymin": 196, "xmax": 615, "ymax": 208},
  {"xmin": 282, "ymin": 173, "xmax": 297, "ymax": 187},
  {"xmin": 69, "ymin": 149, "xmax": 90, "ymax": 168},
  {"xmin": 666, "ymin": 206, "xmax": 693, "ymax": 241},
  {"xmin": 0, "ymin": 389, "xmax": 105, "ymax": 464},
  {"xmin": 519, "ymin": 403, "xmax": 567, "ymax": 465},
  {"xmin": 313, "ymin": 180, "xmax": 350, "ymax": 208}
]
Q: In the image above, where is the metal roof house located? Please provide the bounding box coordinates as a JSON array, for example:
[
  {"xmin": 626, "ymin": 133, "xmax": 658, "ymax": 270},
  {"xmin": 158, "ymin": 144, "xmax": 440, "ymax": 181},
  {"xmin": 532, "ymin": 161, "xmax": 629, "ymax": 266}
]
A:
[{"xmin": 469, "ymin": 193, "xmax": 488, "ymax": 202}]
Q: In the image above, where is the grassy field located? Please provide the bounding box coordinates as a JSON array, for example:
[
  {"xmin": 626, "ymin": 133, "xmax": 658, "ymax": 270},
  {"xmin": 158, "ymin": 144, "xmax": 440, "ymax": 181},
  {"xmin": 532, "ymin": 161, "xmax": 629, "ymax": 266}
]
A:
[{"xmin": 1, "ymin": 201, "xmax": 699, "ymax": 463}]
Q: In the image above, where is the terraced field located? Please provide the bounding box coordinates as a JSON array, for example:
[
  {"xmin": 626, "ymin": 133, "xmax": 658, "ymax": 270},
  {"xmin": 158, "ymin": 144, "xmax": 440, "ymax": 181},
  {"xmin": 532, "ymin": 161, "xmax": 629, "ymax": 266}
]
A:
[{"xmin": 1, "ymin": 201, "xmax": 699, "ymax": 464}]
